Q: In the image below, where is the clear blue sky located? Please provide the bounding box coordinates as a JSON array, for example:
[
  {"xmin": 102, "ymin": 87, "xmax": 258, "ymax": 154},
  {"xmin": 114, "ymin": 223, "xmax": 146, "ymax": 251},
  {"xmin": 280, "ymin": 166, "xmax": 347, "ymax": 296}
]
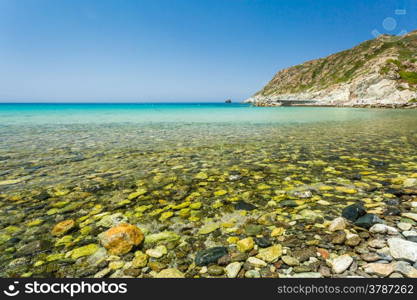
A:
[{"xmin": 0, "ymin": 0, "xmax": 416, "ymax": 102}]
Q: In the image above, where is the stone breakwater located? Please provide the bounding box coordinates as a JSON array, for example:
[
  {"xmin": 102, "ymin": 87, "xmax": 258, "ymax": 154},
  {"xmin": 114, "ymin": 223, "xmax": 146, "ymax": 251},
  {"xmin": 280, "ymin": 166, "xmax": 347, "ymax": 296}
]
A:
[{"xmin": 0, "ymin": 117, "xmax": 417, "ymax": 278}]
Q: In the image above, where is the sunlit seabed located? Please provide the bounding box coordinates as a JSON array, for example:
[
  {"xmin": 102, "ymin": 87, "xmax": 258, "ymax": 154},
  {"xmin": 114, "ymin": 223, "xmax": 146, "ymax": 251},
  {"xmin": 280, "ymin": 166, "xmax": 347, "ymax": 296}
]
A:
[{"xmin": 0, "ymin": 103, "xmax": 416, "ymax": 277}]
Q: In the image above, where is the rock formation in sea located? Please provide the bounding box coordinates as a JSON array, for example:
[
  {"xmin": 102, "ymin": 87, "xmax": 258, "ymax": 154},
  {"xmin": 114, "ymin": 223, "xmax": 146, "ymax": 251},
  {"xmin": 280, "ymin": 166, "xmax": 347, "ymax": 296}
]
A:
[{"xmin": 245, "ymin": 30, "xmax": 417, "ymax": 107}]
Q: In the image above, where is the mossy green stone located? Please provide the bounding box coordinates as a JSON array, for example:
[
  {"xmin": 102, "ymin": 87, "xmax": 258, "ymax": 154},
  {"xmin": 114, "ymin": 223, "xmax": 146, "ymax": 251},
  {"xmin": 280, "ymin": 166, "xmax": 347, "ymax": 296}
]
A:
[
  {"xmin": 55, "ymin": 235, "xmax": 73, "ymax": 247},
  {"xmin": 70, "ymin": 244, "xmax": 99, "ymax": 259},
  {"xmin": 159, "ymin": 211, "xmax": 174, "ymax": 221},
  {"xmin": 0, "ymin": 234, "xmax": 11, "ymax": 244},
  {"xmin": 46, "ymin": 253, "xmax": 65, "ymax": 262},
  {"xmin": 198, "ymin": 223, "xmax": 220, "ymax": 234},
  {"xmin": 144, "ymin": 231, "xmax": 180, "ymax": 246}
]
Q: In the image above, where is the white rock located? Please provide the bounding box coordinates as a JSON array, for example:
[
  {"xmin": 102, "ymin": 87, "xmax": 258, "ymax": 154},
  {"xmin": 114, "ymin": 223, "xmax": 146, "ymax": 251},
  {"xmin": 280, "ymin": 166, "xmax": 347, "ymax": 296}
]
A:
[
  {"xmin": 402, "ymin": 231, "xmax": 417, "ymax": 238},
  {"xmin": 403, "ymin": 178, "xmax": 417, "ymax": 188},
  {"xmin": 387, "ymin": 238, "xmax": 417, "ymax": 262},
  {"xmin": 225, "ymin": 262, "xmax": 242, "ymax": 278},
  {"xmin": 369, "ymin": 224, "xmax": 398, "ymax": 235},
  {"xmin": 328, "ymin": 217, "xmax": 347, "ymax": 232},
  {"xmin": 247, "ymin": 257, "xmax": 267, "ymax": 267},
  {"xmin": 331, "ymin": 254, "xmax": 353, "ymax": 274},
  {"xmin": 398, "ymin": 223, "xmax": 412, "ymax": 231}
]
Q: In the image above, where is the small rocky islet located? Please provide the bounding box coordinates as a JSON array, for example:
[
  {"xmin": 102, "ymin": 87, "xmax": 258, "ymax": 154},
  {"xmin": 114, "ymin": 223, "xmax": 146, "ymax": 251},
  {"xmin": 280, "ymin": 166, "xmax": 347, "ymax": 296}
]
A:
[{"xmin": 0, "ymin": 116, "xmax": 417, "ymax": 278}]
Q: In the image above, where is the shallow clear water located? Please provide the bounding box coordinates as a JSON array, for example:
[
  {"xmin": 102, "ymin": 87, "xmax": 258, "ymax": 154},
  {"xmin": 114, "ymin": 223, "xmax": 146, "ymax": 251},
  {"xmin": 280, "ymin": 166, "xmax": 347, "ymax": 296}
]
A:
[{"xmin": 0, "ymin": 103, "xmax": 416, "ymax": 278}]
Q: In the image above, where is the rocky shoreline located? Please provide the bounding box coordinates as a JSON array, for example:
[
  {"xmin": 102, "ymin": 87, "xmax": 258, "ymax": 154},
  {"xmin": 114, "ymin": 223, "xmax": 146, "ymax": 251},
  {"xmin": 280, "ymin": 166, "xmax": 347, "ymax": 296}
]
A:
[{"xmin": 246, "ymin": 99, "xmax": 417, "ymax": 109}]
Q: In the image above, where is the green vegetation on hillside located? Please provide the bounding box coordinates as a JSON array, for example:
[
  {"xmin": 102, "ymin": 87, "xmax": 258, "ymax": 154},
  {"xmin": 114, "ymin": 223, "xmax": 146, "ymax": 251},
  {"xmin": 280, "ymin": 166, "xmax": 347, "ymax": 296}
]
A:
[{"xmin": 256, "ymin": 31, "xmax": 417, "ymax": 96}]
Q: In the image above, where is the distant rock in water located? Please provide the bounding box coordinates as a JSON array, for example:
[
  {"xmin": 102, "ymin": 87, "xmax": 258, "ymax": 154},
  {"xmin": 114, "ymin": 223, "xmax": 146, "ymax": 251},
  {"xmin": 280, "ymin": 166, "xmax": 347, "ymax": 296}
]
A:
[
  {"xmin": 225, "ymin": 99, "xmax": 232, "ymax": 103},
  {"xmin": 245, "ymin": 30, "xmax": 417, "ymax": 107}
]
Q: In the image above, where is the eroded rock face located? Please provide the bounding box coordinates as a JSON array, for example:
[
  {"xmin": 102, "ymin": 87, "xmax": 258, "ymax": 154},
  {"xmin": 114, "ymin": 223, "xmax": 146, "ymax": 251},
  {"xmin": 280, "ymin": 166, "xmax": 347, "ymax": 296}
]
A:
[{"xmin": 99, "ymin": 223, "xmax": 144, "ymax": 255}]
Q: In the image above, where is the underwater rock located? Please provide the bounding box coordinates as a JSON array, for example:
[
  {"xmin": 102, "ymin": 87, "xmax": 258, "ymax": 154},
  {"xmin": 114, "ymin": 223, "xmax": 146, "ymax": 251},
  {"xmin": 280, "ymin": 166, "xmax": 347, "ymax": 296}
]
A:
[
  {"xmin": 234, "ymin": 200, "xmax": 257, "ymax": 211},
  {"xmin": 96, "ymin": 213, "xmax": 128, "ymax": 228},
  {"xmin": 364, "ymin": 263, "xmax": 395, "ymax": 277},
  {"xmin": 195, "ymin": 247, "xmax": 228, "ymax": 266},
  {"xmin": 70, "ymin": 244, "xmax": 99, "ymax": 259},
  {"xmin": 144, "ymin": 231, "xmax": 180, "ymax": 246},
  {"xmin": 51, "ymin": 219, "xmax": 76, "ymax": 236},
  {"xmin": 328, "ymin": 217, "xmax": 347, "ymax": 232},
  {"xmin": 369, "ymin": 224, "xmax": 398, "ymax": 235},
  {"xmin": 207, "ymin": 265, "xmax": 224, "ymax": 276},
  {"xmin": 292, "ymin": 247, "xmax": 317, "ymax": 262},
  {"xmin": 146, "ymin": 245, "xmax": 167, "ymax": 258},
  {"xmin": 402, "ymin": 213, "xmax": 417, "ymax": 222},
  {"xmin": 394, "ymin": 261, "xmax": 417, "ymax": 278},
  {"xmin": 403, "ymin": 178, "xmax": 417, "ymax": 188},
  {"xmin": 247, "ymin": 257, "xmax": 267, "ymax": 267},
  {"xmin": 100, "ymin": 223, "xmax": 144, "ymax": 255},
  {"xmin": 132, "ymin": 251, "xmax": 148, "ymax": 268},
  {"xmin": 256, "ymin": 244, "xmax": 282, "ymax": 262},
  {"xmin": 345, "ymin": 233, "xmax": 361, "ymax": 246},
  {"xmin": 354, "ymin": 214, "xmax": 383, "ymax": 229},
  {"xmin": 254, "ymin": 237, "xmax": 272, "ymax": 248},
  {"xmin": 198, "ymin": 223, "xmax": 220, "ymax": 235},
  {"xmin": 257, "ymin": 212, "xmax": 277, "ymax": 225},
  {"xmin": 225, "ymin": 262, "xmax": 242, "ymax": 278},
  {"xmin": 388, "ymin": 238, "xmax": 417, "ymax": 262},
  {"xmin": 281, "ymin": 255, "xmax": 300, "ymax": 266},
  {"xmin": 331, "ymin": 231, "xmax": 346, "ymax": 244},
  {"xmin": 244, "ymin": 224, "xmax": 263, "ymax": 236},
  {"xmin": 236, "ymin": 237, "xmax": 255, "ymax": 252},
  {"xmin": 342, "ymin": 203, "xmax": 366, "ymax": 221},
  {"xmin": 331, "ymin": 254, "xmax": 353, "ymax": 274},
  {"xmin": 155, "ymin": 268, "xmax": 185, "ymax": 278},
  {"xmin": 17, "ymin": 240, "xmax": 51, "ymax": 256}
]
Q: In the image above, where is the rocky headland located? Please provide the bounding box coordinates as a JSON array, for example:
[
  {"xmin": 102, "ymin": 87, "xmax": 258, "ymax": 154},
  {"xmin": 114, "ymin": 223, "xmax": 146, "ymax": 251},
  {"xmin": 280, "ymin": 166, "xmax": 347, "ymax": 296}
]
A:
[{"xmin": 245, "ymin": 31, "xmax": 417, "ymax": 108}]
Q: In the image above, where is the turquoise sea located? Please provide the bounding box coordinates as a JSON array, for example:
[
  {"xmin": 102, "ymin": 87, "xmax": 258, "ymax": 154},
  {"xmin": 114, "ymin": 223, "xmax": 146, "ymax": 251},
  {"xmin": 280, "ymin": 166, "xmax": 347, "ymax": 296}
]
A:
[{"xmin": 1, "ymin": 102, "xmax": 416, "ymax": 125}]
